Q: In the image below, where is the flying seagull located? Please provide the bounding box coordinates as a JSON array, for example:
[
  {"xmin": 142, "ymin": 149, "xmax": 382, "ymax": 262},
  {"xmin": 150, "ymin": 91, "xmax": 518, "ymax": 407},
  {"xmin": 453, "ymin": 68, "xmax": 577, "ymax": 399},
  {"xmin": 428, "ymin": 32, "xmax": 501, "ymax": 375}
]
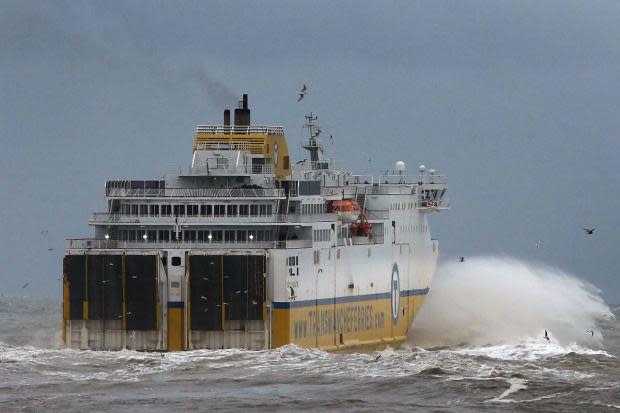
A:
[
  {"xmin": 459, "ymin": 256, "xmax": 465, "ymax": 262},
  {"xmin": 22, "ymin": 282, "xmax": 30, "ymax": 289},
  {"xmin": 296, "ymin": 159, "xmax": 307, "ymax": 165},
  {"xmin": 586, "ymin": 330, "xmax": 594, "ymax": 336},
  {"xmin": 297, "ymin": 84, "xmax": 307, "ymax": 102},
  {"xmin": 544, "ymin": 330, "xmax": 550, "ymax": 342},
  {"xmin": 48, "ymin": 248, "xmax": 55, "ymax": 252},
  {"xmin": 583, "ymin": 228, "xmax": 595, "ymax": 235},
  {"xmin": 374, "ymin": 354, "xmax": 382, "ymax": 362}
]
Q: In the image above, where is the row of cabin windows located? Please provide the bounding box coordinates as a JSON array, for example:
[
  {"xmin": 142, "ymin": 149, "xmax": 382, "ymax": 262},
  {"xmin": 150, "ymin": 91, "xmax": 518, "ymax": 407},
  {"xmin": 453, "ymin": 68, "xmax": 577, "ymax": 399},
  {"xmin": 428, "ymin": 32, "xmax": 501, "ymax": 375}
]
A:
[
  {"xmin": 313, "ymin": 229, "xmax": 331, "ymax": 242},
  {"xmin": 118, "ymin": 229, "xmax": 273, "ymax": 242},
  {"xmin": 119, "ymin": 203, "xmax": 273, "ymax": 217},
  {"xmin": 301, "ymin": 204, "xmax": 325, "ymax": 215}
]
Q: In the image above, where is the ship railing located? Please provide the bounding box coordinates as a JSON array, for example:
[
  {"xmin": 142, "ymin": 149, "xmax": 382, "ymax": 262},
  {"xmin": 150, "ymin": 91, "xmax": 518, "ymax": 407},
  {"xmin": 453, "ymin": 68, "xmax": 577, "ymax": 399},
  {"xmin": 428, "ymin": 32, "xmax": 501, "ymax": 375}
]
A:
[
  {"xmin": 195, "ymin": 125, "xmax": 284, "ymax": 135},
  {"xmin": 66, "ymin": 238, "xmax": 313, "ymax": 250},
  {"xmin": 364, "ymin": 210, "xmax": 389, "ymax": 220},
  {"xmin": 106, "ymin": 187, "xmax": 285, "ymax": 198},
  {"xmin": 89, "ymin": 212, "xmax": 338, "ymax": 225},
  {"xmin": 336, "ymin": 235, "xmax": 384, "ymax": 246},
  {"xmin": 175, "ymin": 163, "xmax": 274, "ymax": 176}
]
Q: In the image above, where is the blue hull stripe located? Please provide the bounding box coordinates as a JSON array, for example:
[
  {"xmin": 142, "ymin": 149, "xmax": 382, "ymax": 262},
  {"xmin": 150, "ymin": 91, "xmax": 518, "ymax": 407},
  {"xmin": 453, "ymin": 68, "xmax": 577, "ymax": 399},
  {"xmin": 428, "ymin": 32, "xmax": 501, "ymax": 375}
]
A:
[
  {"xmin": 167, "ymin": 301, "xmax": 185, "ymax": 308},
  {"xmin": 272, "ymin": 287, "xmax": 429, "ymax": 309}
]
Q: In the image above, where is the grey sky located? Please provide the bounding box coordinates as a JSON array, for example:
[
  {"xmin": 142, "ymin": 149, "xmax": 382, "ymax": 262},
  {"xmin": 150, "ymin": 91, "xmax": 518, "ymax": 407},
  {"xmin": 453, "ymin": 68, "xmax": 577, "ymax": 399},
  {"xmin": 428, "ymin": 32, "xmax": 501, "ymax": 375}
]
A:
[{"xmin": 1, "ymin": 1, "xmax": 619, "ymax": 301}]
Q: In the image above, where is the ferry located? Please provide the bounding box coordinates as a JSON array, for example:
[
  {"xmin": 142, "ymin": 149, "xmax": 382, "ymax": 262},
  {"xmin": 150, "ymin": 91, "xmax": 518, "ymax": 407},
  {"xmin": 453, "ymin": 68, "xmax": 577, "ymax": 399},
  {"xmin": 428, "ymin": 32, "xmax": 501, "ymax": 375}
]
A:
[{"xmin": 62, "ymin": 94, "xmax": 448, "ymax": 351}]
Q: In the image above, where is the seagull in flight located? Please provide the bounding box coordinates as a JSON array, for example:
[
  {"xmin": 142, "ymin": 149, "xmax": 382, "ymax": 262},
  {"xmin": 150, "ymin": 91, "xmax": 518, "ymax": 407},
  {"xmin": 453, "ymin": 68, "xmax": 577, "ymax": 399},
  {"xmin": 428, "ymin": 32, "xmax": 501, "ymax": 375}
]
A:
[
  {"xmin": 22, "ymin": 282, "xmax": 30, "ymax": 289},
  {"xmin": 296, "ymin": 159, "xmax": 307, "ymax": 165},
  {"xmin": 458, "ymin": 256, "xmax": 465, "ymax": 262},
  {"xmin": 586, "ymin": 330, "xmax": 594, "ymax": 336},
  {"xmin": 297, "ymin": 84, "xmax": 307, "ymax": 102},
  {"xmin": 583, "ymin": 228, "xmax": 595, "ymax": 235},
  {"xmin": 544, "ymin": 330, "xmax": 550, "ymax": 342}
]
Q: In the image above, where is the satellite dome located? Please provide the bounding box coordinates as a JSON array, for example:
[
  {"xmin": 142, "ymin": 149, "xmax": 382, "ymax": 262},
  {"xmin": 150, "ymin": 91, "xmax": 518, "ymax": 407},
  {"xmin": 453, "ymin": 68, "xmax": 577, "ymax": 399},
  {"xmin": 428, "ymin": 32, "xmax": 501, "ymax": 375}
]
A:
[
  {"xmin": 395, "ymin": 161, "xmax": 406, "ymax": 172},
  {"xmin": 429, "ymin": 168, "xmax": 436, "ymax": 175},
  {"xmin": 418, "ymin": 164, "xmax": 426, "ymax": 173}
]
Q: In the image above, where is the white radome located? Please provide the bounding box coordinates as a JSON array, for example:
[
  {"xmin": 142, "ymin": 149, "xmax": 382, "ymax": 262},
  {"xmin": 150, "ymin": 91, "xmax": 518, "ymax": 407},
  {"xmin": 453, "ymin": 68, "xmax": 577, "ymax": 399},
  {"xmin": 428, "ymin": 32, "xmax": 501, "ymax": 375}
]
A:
[{"xmin": 395, "ymin": 161, "xmax": 406, "ymax": 172}]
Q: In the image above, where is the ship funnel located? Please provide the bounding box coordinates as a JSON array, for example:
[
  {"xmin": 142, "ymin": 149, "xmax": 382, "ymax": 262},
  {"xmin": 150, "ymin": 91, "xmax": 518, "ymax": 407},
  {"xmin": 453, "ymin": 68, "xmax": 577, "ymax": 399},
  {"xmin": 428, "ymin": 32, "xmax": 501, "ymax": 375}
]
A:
[
  {"xmin": 223, "ymin": 109, "xmax": 230, "ymax": 126},
  {"xmin": 234, "ymin": 93, "xmax": 251, "ymax": 126}
]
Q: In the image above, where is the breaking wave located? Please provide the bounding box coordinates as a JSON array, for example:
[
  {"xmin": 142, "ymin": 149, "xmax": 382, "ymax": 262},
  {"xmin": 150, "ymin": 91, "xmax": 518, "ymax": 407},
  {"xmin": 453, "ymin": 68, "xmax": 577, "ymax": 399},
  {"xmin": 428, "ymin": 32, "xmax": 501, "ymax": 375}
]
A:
[{"xmin": 409, "ymin": 256, "xmax": 613, "ymax": 348}]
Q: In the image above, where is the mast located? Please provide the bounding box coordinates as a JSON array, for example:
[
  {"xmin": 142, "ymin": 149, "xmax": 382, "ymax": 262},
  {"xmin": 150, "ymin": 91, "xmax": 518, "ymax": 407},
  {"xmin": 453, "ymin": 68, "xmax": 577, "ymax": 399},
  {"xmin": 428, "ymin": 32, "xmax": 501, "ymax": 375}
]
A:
[{"xmin": 302, "ymin": 113, "xmax": 327, "ymax": 170}]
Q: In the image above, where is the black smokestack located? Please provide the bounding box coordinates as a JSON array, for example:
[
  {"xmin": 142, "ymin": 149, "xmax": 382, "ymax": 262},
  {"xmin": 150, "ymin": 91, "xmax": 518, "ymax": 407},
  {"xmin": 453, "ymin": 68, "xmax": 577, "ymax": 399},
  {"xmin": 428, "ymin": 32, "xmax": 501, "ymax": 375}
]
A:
[
  {"xmin": 234, "ymin": 94, "xmax": 251, "ymax": 126},
  {"xmin": 224, "ymin": 109, "xmax": 230, "ymax": 126}
]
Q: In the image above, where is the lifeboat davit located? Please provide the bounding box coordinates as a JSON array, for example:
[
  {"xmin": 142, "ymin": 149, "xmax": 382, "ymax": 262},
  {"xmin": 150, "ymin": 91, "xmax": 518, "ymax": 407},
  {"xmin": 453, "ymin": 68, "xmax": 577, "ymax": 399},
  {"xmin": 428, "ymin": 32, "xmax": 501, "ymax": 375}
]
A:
[{"xmin": 327, "ymin": 199, "xmax": 361, "ymax": 223}]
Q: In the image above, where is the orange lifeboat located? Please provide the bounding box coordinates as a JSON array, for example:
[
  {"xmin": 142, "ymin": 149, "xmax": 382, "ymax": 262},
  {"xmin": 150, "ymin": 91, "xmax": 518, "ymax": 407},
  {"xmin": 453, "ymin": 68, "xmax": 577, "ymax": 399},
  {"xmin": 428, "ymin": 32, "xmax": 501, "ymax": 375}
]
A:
[{"xmin": 327, "ymin": 199, "xmax": 361, "ymax": 223}]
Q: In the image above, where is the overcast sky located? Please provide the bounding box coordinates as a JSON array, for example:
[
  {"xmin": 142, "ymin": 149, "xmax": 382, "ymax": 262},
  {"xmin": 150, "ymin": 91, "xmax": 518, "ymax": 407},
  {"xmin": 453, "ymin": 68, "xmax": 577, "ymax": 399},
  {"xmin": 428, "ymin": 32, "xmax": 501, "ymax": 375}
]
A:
[{"xmin": 1, "ymin": 1, "xmax": 618, "ymax": 302}]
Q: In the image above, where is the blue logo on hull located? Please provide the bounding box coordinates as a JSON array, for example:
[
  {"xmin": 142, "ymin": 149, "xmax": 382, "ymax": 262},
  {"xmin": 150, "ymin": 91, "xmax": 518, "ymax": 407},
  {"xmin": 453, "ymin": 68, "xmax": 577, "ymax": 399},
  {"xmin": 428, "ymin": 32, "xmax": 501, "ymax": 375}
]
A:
[{"xmin": 391, "ymin": 263, "xmax": 400, "ymax": 324}]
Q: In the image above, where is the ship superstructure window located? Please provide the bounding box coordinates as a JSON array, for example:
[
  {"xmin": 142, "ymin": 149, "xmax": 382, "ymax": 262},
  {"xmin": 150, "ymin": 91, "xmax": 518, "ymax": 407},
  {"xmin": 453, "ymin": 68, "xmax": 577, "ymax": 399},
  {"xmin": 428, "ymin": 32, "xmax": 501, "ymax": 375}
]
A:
[
  {"xmin": 227, "ymin": 205, "xmax": 238, "ymax": 217},
  {"xmin": 214, "ymin": 205, "xmax": 225, "ymax": 217},
  {"xmin": 158, "ymin": 230, "xmax": 170, "ymax": 242},
  {"xmin": 250, "ymin": 205, "xmax": 259, "ymax": 217},
  {"xmin": 161, "ymin": 205, "xmax": 171, "ymax": 216},
  {"xmin": 121, "ymin": 204, "xmax": 131, "ymax": 215},
  {"xmin": 313, "ymin": 250, "xmax": 320, "ymax": 264},
  {"xmin": 239, "ymin": 205, "xmax": 249, "ymax": 217},
  {"xmin": 131, "ymin": 205, "xmax": 138, "ymax": 216},
  {"xmin": 171, "ymin": 257, "xmax": 181, "ymax": 266},
  {"xmin": 287, "ymin": 256, "xmax": 299, "ymax": 266},
  {"xmin": 211, "ymin": 230, "xmax": 223, "ymax": 241},
  {"xmin": 149, "ymin": 205, "xmax": 159, "ymax": 216},
  {"xmin": 187, "ymin": 205, "xmax": 198, "ymax": 217},
  {"xmin": 225, "ymin": 230, "xmax": 235, "ymax": 242},
  {"xmin": 173, "ymin": 205, "xmax": 186, "ymax": 217},
  {"xmin": 140, "ymin": 205, "xmax": 148, "ymax": 216}
]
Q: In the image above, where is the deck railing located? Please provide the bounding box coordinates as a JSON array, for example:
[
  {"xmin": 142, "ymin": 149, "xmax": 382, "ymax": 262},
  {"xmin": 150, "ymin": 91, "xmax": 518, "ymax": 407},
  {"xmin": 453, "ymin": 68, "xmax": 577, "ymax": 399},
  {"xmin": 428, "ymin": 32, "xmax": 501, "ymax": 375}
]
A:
[
  {"xmin": 89, "ymin": 212, "xmax": 340, "ymax": 225},
  {"xmin": 66, "ymin": 238, "xmax": 312, "ymax": 250},
  {"xmin": 105, "ymin": 187, "xmax": 285, "ymax": 198},
  {"xmin": 195, "ymin": 125, "xmax": 284, "ymax": 135}
]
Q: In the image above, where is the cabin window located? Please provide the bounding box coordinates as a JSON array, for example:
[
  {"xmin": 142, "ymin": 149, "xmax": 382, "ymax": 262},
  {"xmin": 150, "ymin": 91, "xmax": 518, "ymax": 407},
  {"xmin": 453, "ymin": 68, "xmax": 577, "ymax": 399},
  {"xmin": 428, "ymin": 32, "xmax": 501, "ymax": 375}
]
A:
[
  {"xmin": 248, "ymin": 230, "xmax": 257, "ymax": 241},
  {"xmin": 131, "ymin": 204, "xmax": 138, "ymax": 216},
  {"xmin": 239, "ymin": 205, "xmax": 249, "ymax": 217},
  {"xmin": 250, "ymin": 205, "xmax": 259, "ymax": 216},
  {"xmin": 259, "ymin": 204, "xmax": 267, "ymax": 216},
  {"xmin": 225, "ymin": 230, "xmax": 235, "ymax": 242},
  {"xmin": 200, "ymin": 205, "xmax": 207, "ymax": 216},
  {"xmin": 211, "ymin": 230, "xmax": 223, "ymax": 241},
  {"xmin": 158, "ymin": 230, "xmax": 170, "ymax": 242},
  {"xmin": 237, "ymin": 230, "xmax": 247, "ymax": 241},
  {"xmin": 149, "ymin": 205, "xmax": 159, "ymax": 216},
  {"xmin": 161, "ymin": 205, "xmax": 171, "ymax": 216},
  {"xmin": 214, "ymin": 205, "xmax": 225, "ymax": 217},
  {"xmin": 171, "ymin": 257, "xmax": 182, "ymax": 266},
  {"xmin": 147, "ymin": 230, "xmax": 156, "ymax": 241},
  {"xmin": 227, "ymin": 205, "xmax": 238, "ymax": 217},
  {"xmin": 187, "ymin": 205, "xmax": 198, "ymax": 217}
]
